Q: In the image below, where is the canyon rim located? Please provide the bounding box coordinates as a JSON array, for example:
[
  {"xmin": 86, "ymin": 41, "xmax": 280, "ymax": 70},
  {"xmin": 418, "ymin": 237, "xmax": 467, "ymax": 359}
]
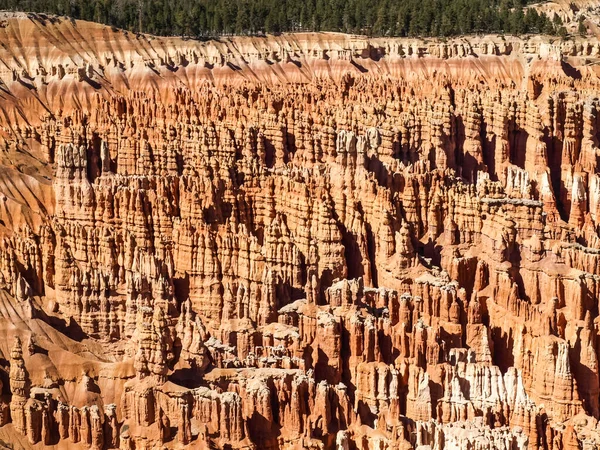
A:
[{"xmin": 0, "ymin": 9, "xmax": 600, "ymax": 449}]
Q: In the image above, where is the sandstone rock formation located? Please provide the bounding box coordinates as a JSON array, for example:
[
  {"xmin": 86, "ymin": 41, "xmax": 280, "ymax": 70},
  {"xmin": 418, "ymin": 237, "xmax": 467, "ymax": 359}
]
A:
[{"xmin": 1, "ymin": 11, "xmax": 600, "ymax": 450}]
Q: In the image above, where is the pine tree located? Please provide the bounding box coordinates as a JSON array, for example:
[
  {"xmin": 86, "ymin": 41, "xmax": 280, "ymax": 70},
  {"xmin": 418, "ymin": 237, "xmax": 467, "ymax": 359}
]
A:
[
  {"xmin": 578, "ymin": 18, "xmax": 587, "ymax": 36},
  {"xmin": 236, "ymin": 1, "xmax": 251, "ymax": 34},
  {"xmin": 557, "ymin": 26, "xmax": 568, "ymax": 38}
]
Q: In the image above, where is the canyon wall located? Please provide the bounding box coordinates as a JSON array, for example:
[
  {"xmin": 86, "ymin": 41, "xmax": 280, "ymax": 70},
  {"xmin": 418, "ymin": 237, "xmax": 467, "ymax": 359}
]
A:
[{"xmin": 0, "ymin": 11, "xmax": 600, "ymax": 449}]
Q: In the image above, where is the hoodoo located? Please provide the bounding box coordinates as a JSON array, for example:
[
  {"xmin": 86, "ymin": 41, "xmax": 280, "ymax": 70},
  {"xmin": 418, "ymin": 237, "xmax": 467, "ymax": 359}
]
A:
[{"xmin": 0, "ymin": 10, "xmax": 600, "ymax": 449}]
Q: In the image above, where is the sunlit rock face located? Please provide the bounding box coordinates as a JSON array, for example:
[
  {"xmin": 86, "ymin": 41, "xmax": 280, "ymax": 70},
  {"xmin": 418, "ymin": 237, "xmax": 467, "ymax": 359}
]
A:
[{"xmin": 1, "ymin": 11, "xmax": 600, "ymax": 449}]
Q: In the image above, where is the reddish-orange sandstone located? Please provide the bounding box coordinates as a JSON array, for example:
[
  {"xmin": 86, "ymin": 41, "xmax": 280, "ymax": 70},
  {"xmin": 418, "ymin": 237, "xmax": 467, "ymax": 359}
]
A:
[{"xmin": 0, "ymin": 11, "xmax": 599, "ymax": 450}]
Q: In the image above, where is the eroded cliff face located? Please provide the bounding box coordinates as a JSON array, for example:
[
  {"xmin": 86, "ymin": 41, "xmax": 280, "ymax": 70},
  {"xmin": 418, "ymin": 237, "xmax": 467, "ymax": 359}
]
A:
[{"xmin": 1, "ymin": 11, "xmax": 600, "ymax": 450}]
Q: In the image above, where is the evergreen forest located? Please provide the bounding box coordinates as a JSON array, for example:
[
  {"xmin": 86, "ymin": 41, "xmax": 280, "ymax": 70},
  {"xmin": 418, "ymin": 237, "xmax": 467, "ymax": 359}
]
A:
[{"xmin": 0, "ymin": 0, "xmax": 568, "ymax": 38}]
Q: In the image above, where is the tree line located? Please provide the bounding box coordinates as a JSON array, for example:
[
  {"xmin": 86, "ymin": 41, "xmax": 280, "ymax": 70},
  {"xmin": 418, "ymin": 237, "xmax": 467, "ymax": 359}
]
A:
[{"xmin": 1, "ymin": 0, "xmax": 567, "ymax": 38}]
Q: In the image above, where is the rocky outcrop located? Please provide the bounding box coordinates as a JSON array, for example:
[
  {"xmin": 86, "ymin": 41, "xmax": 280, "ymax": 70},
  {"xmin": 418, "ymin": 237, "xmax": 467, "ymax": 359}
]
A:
[{"xmin": 1, "ymin": 11, "xmax": 600, "ymax": 450}]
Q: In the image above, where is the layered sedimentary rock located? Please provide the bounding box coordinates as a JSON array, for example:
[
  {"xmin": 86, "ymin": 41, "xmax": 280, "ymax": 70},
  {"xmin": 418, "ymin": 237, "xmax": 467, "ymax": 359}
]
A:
[{"xmin": 1, "ymin": 11, "xmax": 600, "ymax": 449}]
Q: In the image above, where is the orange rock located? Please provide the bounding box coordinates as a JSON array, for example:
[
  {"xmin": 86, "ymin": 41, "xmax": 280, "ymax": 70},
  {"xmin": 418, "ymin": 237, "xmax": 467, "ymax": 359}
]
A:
[{"xmin": 0, "ymin": 11, "xmax": 600, "ymax": 449}]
